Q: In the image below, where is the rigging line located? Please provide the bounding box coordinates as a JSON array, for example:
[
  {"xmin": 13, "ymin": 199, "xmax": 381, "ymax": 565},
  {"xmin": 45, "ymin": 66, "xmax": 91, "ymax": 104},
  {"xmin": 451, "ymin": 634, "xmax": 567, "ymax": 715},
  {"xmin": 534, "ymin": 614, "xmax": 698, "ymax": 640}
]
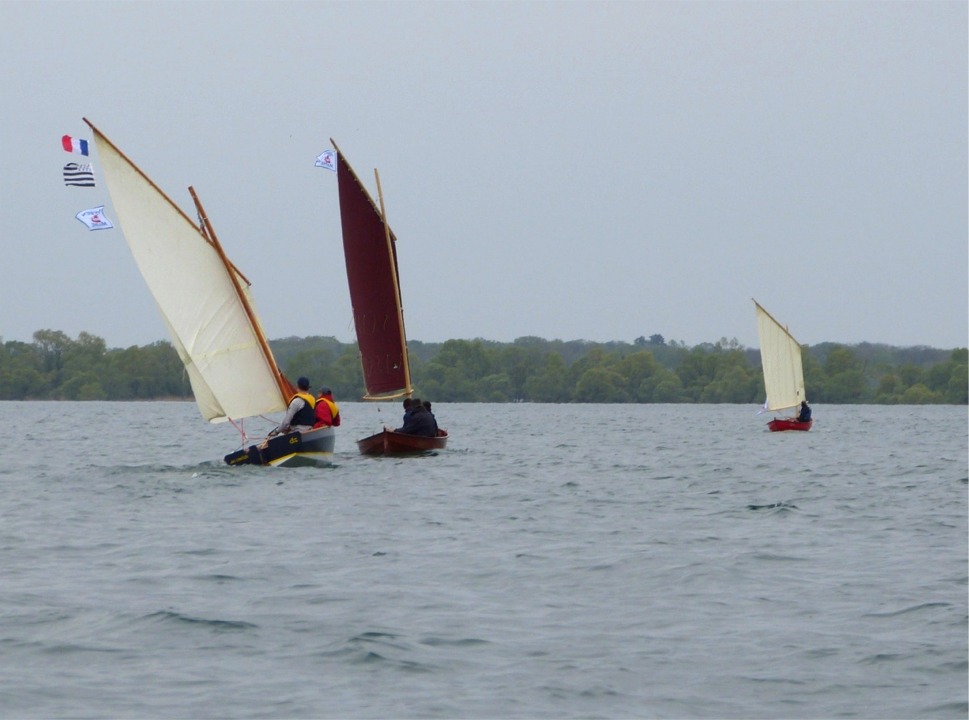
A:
[{"xmin": 227, "ymin": 417, "xmax": 246, "ymax": 443}]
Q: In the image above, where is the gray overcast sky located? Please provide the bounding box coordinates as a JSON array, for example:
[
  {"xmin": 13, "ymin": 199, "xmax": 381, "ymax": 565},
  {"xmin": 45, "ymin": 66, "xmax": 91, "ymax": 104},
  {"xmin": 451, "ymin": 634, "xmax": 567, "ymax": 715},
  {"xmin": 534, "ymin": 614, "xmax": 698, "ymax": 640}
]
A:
[{"xmin": 3, "ymin": 0, "xmax": 966, "ymax": 351}]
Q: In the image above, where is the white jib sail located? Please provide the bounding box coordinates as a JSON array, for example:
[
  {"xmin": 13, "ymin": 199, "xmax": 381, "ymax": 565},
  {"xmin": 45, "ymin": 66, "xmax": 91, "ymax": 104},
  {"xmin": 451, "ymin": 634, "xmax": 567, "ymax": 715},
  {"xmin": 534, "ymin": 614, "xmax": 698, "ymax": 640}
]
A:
[
  {"xmin": 91, "ymin": 125, "xmax": 287, "ymax": 423},
  {"xmin": 754, "ymin": 300, "xmax": 806, "ymax": 413}
]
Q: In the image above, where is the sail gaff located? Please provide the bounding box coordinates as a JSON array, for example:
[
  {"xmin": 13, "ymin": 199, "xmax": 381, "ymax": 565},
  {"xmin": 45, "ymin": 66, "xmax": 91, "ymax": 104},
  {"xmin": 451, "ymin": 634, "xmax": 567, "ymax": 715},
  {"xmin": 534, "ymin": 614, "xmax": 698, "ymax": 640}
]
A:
[
  {"xmin": 332, "ymin": 140, "xmax": 411, "ymax": 399},
  {"xmin": 84, "ymin": 118, "xmax": 289, "ymax": 422},
  {"xmin": 754, "ymin": 299, "xmax": 807, "ymax": 413}
]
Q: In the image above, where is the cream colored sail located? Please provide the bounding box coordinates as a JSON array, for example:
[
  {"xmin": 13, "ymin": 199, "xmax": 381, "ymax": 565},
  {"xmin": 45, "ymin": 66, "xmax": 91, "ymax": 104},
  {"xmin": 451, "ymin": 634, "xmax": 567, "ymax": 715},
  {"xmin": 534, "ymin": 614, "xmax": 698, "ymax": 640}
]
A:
[
  {"xmin": 754, "ymin": 299, "xmax": 807, "ymax": 413},
  {"xmin": 85, "ymin": 119, "xmax": 288, "ymax": 423}
]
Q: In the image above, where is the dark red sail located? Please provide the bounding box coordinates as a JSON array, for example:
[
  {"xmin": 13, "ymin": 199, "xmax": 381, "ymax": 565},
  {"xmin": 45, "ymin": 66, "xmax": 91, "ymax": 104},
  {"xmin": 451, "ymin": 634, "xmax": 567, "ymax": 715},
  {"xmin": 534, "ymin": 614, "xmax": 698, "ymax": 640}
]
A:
[{"xmin": 334, "ymin": 145, "xmax": 410, "ymax": 398}]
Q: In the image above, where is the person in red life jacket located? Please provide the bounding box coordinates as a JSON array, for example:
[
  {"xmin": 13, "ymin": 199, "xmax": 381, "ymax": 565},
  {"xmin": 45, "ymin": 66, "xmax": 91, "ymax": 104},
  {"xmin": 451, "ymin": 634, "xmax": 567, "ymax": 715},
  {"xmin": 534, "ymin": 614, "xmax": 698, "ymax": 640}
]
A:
[
  {"xmin": 274, "ymin": 376, "xmax": 317, "ymax": 435},
  {"xmin": 313, "ymin": 387, "xmax": 341, "ymax": 428}
]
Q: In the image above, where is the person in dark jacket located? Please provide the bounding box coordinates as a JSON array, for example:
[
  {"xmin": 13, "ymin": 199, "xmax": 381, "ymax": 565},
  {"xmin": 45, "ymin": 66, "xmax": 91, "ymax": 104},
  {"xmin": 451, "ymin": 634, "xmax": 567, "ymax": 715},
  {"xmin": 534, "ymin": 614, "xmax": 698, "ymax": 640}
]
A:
[
  {"xmin": 395, "ymin": 397, "xmax": 436, "ymax": 437},
  {"xmin": 400, "ymin": 397, "xmax": 415, "ymax": 426},
  {"xmin": 796, "ymin": 400, "xmax": 812, "ymax": 423},
  {"xmin": 422, "ymin": 400, "xmax": 439, "ymax": 435}
]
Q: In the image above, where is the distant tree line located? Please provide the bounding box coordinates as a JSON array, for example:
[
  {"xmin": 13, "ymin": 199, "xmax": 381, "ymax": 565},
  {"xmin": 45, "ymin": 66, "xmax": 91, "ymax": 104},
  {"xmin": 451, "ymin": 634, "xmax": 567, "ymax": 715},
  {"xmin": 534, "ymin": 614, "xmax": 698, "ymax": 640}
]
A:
[{"xmin": 1, "ymin": 330, "xmax": 965, "ymax": 404}]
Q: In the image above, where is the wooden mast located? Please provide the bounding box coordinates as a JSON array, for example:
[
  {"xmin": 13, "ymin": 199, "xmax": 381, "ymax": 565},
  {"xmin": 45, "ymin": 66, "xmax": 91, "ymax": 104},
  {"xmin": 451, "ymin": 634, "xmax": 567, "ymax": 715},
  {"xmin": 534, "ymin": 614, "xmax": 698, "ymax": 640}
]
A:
[
  {"xmin": 190, "ymin": 187, "xmax": 294, "ymax": 402},
  {"xmin": 373, "ymin": 167, "xmax": 413, "ymax": 399}
]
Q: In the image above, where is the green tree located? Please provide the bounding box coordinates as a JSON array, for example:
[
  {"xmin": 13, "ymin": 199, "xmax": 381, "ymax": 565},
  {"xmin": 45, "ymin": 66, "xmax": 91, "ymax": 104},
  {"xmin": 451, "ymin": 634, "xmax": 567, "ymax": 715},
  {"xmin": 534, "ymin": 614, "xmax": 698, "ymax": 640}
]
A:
[
  {"xmin": 574, "ymin": 367, "xmax": 630, "ymax": 403},
  {"xmin": 421, "ymin": 340, "xmax": 498, "ymax": 401},
  {"xmin": 497, "ymin": 345, "xmax": 540, "ymax": 401},
  {"xmin": 329, "ymin": 347, "xmax": 365, "ymax": 400},
  {"xmin": 524, "ymin": 352, "xmax": 569, "ymax": 402},
  {"xmin": 0, "ymin": 363, "xmax": 45, "ymax": 399},
  {"xmin": 815, "ymin": 346, "xmax": 868, "ymax": 402},
  {"xmin": 676, "ymin": 347, "xmax": 717, "ymax": 402},
  {"xmin": 0, "ymin": 341, "xmax": 43, "ymax": 399},
  {"xmin": 873, "ymin": 372, "xmax": 898, "ymax": 403},
  {"xmin": 901, "ymin": 384, "xmax": 942, "ymax": 404},
  {"xmin": 33, "ymin": 329, "xmax": 72, "ymax": 391},
  {"xmin": 652, "ymin": 375, "xmax": 685, "ymax": 402},
  {"xmin": 477, "ymin": 372, "xmax": 515, "ymax": 402},
  {"xmin": 618, "ymin": 351, "xmax": 662, "ymax": 402},
  {"xmin": 941, "ymin": 349, "xmax": 968, "ymax": 404},
  {"xmin": 2, "ymin": 328, "xmax": 965, "ymax": 405},
  {"xmin": 59, "ymin": 371, "xmax": 107, "ymax": 400}
]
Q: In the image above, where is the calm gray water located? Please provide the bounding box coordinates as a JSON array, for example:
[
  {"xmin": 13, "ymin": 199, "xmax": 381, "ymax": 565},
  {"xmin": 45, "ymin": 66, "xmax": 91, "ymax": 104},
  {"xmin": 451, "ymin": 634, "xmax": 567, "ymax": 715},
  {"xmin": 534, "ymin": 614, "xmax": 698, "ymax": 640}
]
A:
[{"xmin": 0, "ymin": 401, "xmax": 965, "ymax": 719}]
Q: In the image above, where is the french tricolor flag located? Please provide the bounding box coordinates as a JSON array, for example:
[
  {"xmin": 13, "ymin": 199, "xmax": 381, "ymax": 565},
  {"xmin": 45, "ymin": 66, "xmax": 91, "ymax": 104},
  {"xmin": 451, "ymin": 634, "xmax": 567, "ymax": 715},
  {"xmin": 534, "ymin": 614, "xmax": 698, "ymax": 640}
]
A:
[{"xmin": 62, "ymin": 134, "xmax": 89, "ymax": 156}]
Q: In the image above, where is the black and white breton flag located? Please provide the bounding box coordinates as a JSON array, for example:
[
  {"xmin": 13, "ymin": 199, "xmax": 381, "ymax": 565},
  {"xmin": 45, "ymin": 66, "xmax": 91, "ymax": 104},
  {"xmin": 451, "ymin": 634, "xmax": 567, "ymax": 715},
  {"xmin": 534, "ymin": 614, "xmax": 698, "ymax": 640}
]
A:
[{"xmin": 63, "ymin": 162, "xmax": 95, "ymax": 187}]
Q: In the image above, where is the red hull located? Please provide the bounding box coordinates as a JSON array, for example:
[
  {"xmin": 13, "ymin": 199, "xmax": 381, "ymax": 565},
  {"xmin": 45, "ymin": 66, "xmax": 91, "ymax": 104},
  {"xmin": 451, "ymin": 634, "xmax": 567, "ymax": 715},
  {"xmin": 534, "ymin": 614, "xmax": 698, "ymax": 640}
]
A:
[
  {"xmin": 357, "ymin": 429, "xmax": 448, "ymax": 456},
  {"xmin": 768, "ymin": 418, "xmax": 813, "ymax": 432}
]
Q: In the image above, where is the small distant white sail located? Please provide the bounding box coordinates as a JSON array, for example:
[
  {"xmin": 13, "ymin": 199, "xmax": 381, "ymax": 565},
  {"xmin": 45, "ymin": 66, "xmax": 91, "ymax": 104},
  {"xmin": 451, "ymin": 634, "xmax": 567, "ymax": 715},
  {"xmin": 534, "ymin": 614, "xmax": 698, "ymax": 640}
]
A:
[{"xmin": 754, "ymin": 299, "xmax": 806, "ymax": 413}]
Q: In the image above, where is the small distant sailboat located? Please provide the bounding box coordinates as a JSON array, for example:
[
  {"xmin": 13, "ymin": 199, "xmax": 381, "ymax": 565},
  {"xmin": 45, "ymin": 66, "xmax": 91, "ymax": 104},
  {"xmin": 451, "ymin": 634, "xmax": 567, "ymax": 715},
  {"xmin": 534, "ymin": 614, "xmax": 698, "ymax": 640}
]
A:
[
  {"xmin": 753, "ymin": 299, "xmax": 813, "ymax": 432},
  {"xmin": 85, "ymin": 119, "xmax": 335, "ymax": 466},
  {"xmin": 329, "ymin": 140, "xmax": 448, "ymax": 455}
]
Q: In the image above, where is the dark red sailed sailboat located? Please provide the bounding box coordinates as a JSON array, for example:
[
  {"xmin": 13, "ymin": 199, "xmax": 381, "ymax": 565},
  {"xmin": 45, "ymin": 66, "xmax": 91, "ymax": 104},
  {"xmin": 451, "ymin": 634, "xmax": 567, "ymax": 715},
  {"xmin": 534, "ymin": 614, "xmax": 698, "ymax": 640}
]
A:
[{"xmin": 330, "ymin": 140, "xmax": 448, "ymax": 455}]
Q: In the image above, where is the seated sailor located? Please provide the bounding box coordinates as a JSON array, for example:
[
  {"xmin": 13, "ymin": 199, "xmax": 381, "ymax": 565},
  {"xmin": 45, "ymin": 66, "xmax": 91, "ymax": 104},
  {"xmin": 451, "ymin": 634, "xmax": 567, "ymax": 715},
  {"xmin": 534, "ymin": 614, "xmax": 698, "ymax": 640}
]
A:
[
  {"xmin": 394, "ymin": 397, "xmax": 437, "ymax": 437},
  {"xmin": 275, "ymin": 376, "xmax": 317, "ymax": 434}
]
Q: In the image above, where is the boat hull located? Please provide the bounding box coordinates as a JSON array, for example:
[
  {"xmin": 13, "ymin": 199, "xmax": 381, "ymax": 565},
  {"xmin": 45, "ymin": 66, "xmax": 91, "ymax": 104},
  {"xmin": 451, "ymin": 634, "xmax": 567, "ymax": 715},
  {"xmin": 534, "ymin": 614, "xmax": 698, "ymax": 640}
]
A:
[
  {"xmin": 224, "ymin": 426, "xmax": 336, "ymax": 467},
  {"xmin": 768, "ymin": 418, "xmax": 813, "ymax": 432},
  {"xmin": 357, "ymin": 429, "xmax": 448, "ymax": 456}
]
